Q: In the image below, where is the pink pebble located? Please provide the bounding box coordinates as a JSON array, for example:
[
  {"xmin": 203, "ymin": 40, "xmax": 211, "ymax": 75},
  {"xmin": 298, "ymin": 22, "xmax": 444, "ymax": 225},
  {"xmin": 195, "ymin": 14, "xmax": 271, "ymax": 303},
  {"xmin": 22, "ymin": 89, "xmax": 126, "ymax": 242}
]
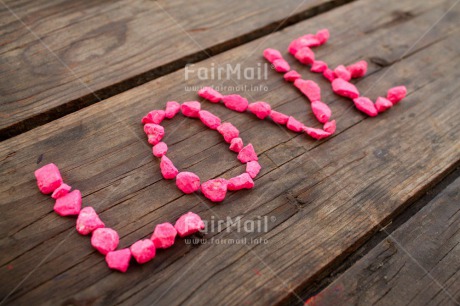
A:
[
  {"xmin": 263, "ymin": 48, "xmax": 283, "ymax": 63},
  {"xmin": 323, "ymin": 68, "xmax": 337, "ymax": 82},
  {"xmin": 142, "ymin": 110, "xmax": 165, "ymax": 125},
  {"xmin": 151, "ymin": 223, "xmax": 177, "ymax": 248},
  {"xmin": 346, "ymin": 60, "xmax": 368, "ymax": 78},
  {"xmin": 181, "ymin": 101, "xmax": 201, "ymax": 117},
  {"xmin": 246, "ymin": 161, "xmax": 261, "ymax": 178},
  {"xmin": 286, "ymin": 116, "xmax": 305, "ymax": 132},
  {"xmin": 144, "ymin": 123, "xmax": 165, "ymax": 145},
  {"xmin": 270, "ymin": 110, "xmax": 289, "ymax": 125},
  {"xmin": 288, "ymin": 35, "xmax": 321, "ymax": 55},
  {"xmin": 315, "ymin": 29, "xmax": 330, "ymax": 45},
  {"xmin": 54, "ymin": 190, "xmax": 82, "ymax": 216},
  {"xmin": 217, "ymin": 122, "xmax": 239, "ymax": 143},
  {"xmin": 294, "ymin": 79, "xmax": 321, "ymax": 102},
  {"xmin": 375, "ymin": 97, "xmax": 393, "ymax": 113},
  {"xmin": 199, "ymin": 110, "xmax": 221, "ymax": 130},
  {"xmin": 176, "ymin": 172, "xmax": 201, "ymax": 194},
  {"xmin": 174, "ymin": 212, "xmax": 205, "ymax": 237},
  {"xmin": 273, "ymin": 59, "xmax": 290, "ymax": 72},
  {"xmin": 331, "ymin": 78, "xmax": 360, "ymax": 99},
  {"xmin": 227, "ymin": 173, "xmax": 254, "ymax": 191},
  {"xmin": 222, "ymin": 94, "xmax": 249, "ymax": 112},
  {"xmin": 334, "ymin": 65, "xmax": 352, "ymax": 81},
  {"xmin": 105, "ymin": 249, "xmax": 131, "ymax": 273},
  {"xmin": 34, "ymin": 163, "xmax": 63, "ymax": 194},
  {"xmin": 311, "ymin": 101, "xmax": 332, "ymax": 123},
  {"xmin": 353, "ymin": 97, "xmax": 378, "ymax": 117},
  {"xmin": 152, "ymin": 142, "xmax": 168, "ymax": 158},
  {"xmin": 76, "ymin": 206, "xmax": 105, "ymax": 235},
  {"xmin": 295, "ymin": 47, "xmax": 315, "ymax": 65},
  {"xmin": 51, "ymin": 183, "xmax": 71, "ymax": 199},
  {"xmin": 165, "ymin": 101, "xmax": 181, "ymax": 119},
  {"xmin": 229, "ymin": 137, "xmax": 244, "ymax": 152},
  {"xmin": 323, "ymin": 120, "xmax": 337, "ymax": 134},
  {"xmin": 304, "ymin": 127, "xmax": 332, "ymax": 140},
  {"xmin": 248, "ymin": 101, "xmax": 271, "ymax": 119},
  {"xmin": 91, "ymin": 228, "xmax": 120, "ymax": 255},
  {"xmin": 387, "ymin": 86, "xmax": 407, "ymax": 104},
  {"xmin": 201, "ymin": 178, "xmax": 228, "ymax": 202},
  {"xmin": 198, "ymin": 87, "xmax": 223, "ymax": 103},
  {"xmin": 160, "ymin": 155, "xmax": 179, "ymax": 179},
  {"xmin": 237, "ymin": 144, "xmax": 258, "ymax": 163},
  {"xmin": 130, "ymin": 239, "xmax": 156, "ymax": 264},
  {"xmin": 284, "ymin": 70, "xmax": 302, "ymax": 82},
  {"xmin": 311, "ymin": 60, "xmax": 328, "ymax": 73}
]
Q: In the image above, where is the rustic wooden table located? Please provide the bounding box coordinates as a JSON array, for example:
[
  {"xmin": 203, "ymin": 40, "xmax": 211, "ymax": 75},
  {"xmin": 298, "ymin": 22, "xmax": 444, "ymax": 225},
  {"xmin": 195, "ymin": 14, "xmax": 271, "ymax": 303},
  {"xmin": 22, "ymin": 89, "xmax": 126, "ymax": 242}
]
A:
[{"xmin": 0, "ymin": 0, "xmax": 459, "ymax": 305}]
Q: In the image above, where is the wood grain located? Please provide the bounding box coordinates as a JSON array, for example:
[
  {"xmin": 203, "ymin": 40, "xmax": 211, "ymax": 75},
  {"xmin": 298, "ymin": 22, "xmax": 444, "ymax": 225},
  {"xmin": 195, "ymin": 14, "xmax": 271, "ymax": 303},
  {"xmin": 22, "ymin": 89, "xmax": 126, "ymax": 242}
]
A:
[
  {"xmin": 0, "ymin": 0, "xmax": 350, "ymax": 139},
  {"xmin": 305, "ymin": 177, "xmax": 460, "ymax": 306},
  {"xmin": 0, "ymin": 0, "xmax": 459, "ymax": 304}
]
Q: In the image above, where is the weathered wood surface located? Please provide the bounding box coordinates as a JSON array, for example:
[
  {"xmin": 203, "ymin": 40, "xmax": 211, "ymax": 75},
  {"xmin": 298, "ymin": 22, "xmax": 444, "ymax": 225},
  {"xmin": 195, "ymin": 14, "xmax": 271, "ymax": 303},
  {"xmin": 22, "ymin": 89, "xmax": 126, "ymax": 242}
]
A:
[
  {"xmin": 0, "ymin": 0, "xmax": 459, "ymax": 304},
  {"xmin": 306, "ymin": 177, "xmax": 460, "ymax": 306},
  {"xmin": 0, "ymin": 0, "xmax": 347, "ymax": 139}
]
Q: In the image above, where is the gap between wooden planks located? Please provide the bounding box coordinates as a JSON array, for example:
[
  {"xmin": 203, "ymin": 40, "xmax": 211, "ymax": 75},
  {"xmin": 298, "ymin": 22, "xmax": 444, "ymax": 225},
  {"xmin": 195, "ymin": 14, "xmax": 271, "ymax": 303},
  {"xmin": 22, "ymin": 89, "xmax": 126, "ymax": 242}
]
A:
[{"xmin": 0, "ymin": 0, "xmax": 459, "ymax": 304}]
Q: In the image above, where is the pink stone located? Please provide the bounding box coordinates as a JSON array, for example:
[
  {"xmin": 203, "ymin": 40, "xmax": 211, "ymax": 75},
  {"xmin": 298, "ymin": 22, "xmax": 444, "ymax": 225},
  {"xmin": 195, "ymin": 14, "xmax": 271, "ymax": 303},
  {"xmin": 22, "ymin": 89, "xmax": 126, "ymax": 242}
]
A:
[
  {"xmin": 105, "ymin": 249, "xmax": 131, "ymax": 273},
  {"xmin": 334, "ymin": 65, "xmax": 351, "ymax": 81},
  {"xmin": 263, "ymin": 48, "xmax": 283, "ymax": 63},
  {"xmin": 152, "ymin": 142, "xmax": 168, "ymax": 158},
  {"xmin": 248, "ymin": 101, "xmax": 271, "ymax": 119},
  {"xmin": 353, "ymin": 97, "xmax": 378, "ymax": 117},
  {"xmin": 304, "ymin": 127, "xmax": 332, "ymax": 140},
  {"xmin": 198, "ymin": 87, "xmax": 223, "ymax": 103},
  {"xmin": 199, "ymin": 110, "xmax": 221, "ymax": 130},
  {"xmin": 323, "ymin": 120, "xmax": 337, "ymax": 134},
  {"xmin": 227, "ymin": 173, "xmax": 254, "ymax": 191},
  {"xmin": 246, "ymin": 161, "xmax": 261, "ymax": 178},
  {"xmin": 181, "ymin": 101, "xmax": 201, "ymax": 117},
  {"xmin": 288, "ymin": 35, "xmax": 320, "ymax": 55},
  {"xmin": 76, "ymin": 206, "xmax": 105, "ymax": 235},
  {"xmin": 174, "ymin": 212, "xmax": 205, "ymax": 237},
  {"xmin": 54, "ymin": 190, "xmax": 82, "ymax": 216},
  {"xmin": 176, "ymin": 172, "xmax": 200, "ymax": 194},
  {"xmin": 130, "ymin": 239, "xmax": 156, "ymax": 264},
  {"xmin": 286, "ymin": 116, "xmax": 305, "ymax": 132},
  {"xmin": 144, "ymin": 123, "xmax": 165, "ymax": 145},
  {"xmin": 346, "ymin": 60, "xmax": 368, "ymax": 78},
  {"xmin": 315, "ymin": 29, "xmax": 330, "ymax": 44},
  {"xmin": 160, "ymin": 155, "xmax": 179, "ymax": 179},
  {"xmin": 91, "ymin": 228, "xmax": 120, "ymax": 255},
  {"xmin": 311, "ymin": 101, "xmax": 332, "ymax": 123},
  {"xmin": 222, "ymin": 95, "xmax": 248, "ymax": 112},
  {"xmin": 311, "ymin": 60, "xmax": 328, "ymax": 73},
  {"xmin": 284, "ymin": 70, "xmax": 302, "ymax": 82},
  {"xmin": 273, "ymin": 59, "xmax": 290, "ymax": 72},
  {"xmin": 201, "ymin": 178, "xmax": 228, "ymax": 202},
  {"xmin": 229, "ymin": 137, "xmax": 243, "ymax": 152},
  {"xmin": 51, "ymin": 183, "xmax": 71, "ymax": 199},
  {"xmin": 237, "ymin": 144, "xmax": 258, "ymax": 163},
  {"xmin": 34, "ymin": 163, "xmax": 63, "ymax": 194},
  {"xmin": 331, "ymin": 78, "xmax": 359, "ymax": 99},
  {"xmin": 151, "ymin": 223, "xmax": 177, "ymax": 248},
  {"xmin": 294, "ymin": 79, "xmax": 321, "ymax": 102},
  {"xmin": 387, "ymin": 86, "xmax": 407, "ymax": 104},
  {"xmin": 375, "ymin": 96, "xmax": 393, "ymax": 113},
  {"xmin": 217, "ymin": 122, "xmax": 239, "ymax": 143},
  {"xmin": 165, "ymin": 101, "xmax": 181, "ymax": 119},
  {"xmin": 295, "ymin": 47, "xmax": 315, "ymax": 65},
  {"xmin": 270, "ymin": 110, "xmax": 289, "ymax": 125},
  {"xmin": 323, "ymin": 68, "xmax": 336, "ymax": 82},
  {"xmin": 142, "ymin": 110, "xmax": 165, "ymax": 124}
]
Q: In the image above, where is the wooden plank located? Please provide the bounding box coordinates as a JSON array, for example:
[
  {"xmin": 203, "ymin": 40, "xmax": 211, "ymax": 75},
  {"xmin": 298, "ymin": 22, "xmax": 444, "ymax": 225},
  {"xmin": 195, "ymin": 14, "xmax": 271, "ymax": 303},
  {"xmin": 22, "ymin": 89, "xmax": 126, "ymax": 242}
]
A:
[
  {"xmin": 0, "ymin": 0, "xmax": 348, "ymax": 139},
  {"xmin": 306, "ymin": 176, "xmax": 460, "ymax": 306},
  {"xmin": 0, "ymin": 0, "xmax": 459, "ymax": 304}
]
